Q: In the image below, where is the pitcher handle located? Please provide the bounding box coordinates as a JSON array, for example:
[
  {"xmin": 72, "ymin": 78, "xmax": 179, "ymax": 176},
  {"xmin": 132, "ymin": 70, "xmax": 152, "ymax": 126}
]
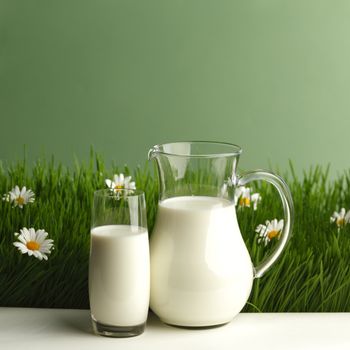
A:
[{"xmin": 237, "ymin": 170, "xmax": 294, "ymax": 278}]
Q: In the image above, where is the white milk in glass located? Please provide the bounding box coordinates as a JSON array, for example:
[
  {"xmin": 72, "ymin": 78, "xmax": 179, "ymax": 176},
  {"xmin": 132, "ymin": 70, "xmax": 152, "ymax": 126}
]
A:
[
  {"xmin": 89, "ymin": 225, "xmax": 150, "ymax": 326},
  {"xmin": 150, "ymin": 196, "xmax": 254, "ymax": 327}
]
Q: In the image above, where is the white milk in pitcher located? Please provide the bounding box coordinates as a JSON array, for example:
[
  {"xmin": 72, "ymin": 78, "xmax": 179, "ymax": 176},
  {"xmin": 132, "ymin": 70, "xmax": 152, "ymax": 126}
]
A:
[
  {"xmin": 150, "ymin": 196, "xmax": 254, "ymax": 327},
  {"xmin": 89, "ymin": 225, "xmax": 150, "ymax": 326}
]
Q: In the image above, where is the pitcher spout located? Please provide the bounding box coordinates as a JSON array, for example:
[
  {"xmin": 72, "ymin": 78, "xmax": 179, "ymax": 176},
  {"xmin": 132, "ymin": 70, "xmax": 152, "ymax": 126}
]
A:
[{"xmin": 148, "ymin": 145, "xmax": 160, "ymax": 161}]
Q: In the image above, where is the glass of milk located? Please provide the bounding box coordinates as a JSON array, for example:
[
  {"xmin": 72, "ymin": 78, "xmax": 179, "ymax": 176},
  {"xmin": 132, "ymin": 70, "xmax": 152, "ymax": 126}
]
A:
[{"xmin": 89, "ymin": 189, "xmax": 150, "ymax": 337}]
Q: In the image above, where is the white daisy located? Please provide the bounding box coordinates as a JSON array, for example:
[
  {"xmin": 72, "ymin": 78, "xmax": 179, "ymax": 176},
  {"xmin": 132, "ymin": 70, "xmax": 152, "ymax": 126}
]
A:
[
  {"xmin": 234, "ymin": 186, "xmax": 261, "ymax": 210},
  {"xmin": 4, "ymin": 186, "xmax": 35, "ymax": 208},
  {"xmin": 330, "ymin": 208, "xmax": 350, "ymax": 228},
  {"xmin": 105, "ymin": 173, "xmax": 136, "ymax": 193},
  {"xmin": 256, "ymin": 219, "xmax": 284, "ymax": 246},
  {"xmin": 13, "ymin": 227, "xmax": 54, "ymax": 261}
]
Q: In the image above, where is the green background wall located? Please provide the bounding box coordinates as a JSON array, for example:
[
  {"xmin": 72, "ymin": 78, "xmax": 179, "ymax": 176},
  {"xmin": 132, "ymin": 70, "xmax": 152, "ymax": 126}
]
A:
[{"xmin": 1, "ymin": 0, "xmax": 350, "ymax": 176}]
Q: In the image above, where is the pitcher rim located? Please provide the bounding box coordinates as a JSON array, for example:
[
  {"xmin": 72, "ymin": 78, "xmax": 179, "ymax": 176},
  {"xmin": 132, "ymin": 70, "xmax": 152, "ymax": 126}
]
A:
[{"xmin": 149, "ymin": 141, "xmax": 242, "ymax": 159}]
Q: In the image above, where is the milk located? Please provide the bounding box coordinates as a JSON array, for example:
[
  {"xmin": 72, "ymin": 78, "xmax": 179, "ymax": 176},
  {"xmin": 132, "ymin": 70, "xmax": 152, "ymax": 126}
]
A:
[
  {"xmin": 89, "ymin": 225, "xmax": 150, "ymax": 326},
  {"xmin": 150, "ymin": 196, "xmax": 254, "ymax": 327}
]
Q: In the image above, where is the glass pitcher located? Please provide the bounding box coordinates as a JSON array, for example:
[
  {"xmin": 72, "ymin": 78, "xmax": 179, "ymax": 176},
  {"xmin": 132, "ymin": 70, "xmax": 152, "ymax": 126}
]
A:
[{"xmin": 148, "ymin": 141, "xmax": 293, "ymax": 327}]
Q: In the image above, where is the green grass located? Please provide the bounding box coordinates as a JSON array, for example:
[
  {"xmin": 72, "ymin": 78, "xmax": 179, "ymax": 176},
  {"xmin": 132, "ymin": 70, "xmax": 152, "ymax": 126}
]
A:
[{"xmin": 1, "ymin": 153, "xmax": 350, "ymax": 312}]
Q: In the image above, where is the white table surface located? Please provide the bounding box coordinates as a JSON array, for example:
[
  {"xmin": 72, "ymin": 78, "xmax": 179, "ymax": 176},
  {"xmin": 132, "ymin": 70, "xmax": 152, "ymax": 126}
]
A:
[{"xmin": 0, "ymin": 308, "xmax": 349, "ymax": 350}]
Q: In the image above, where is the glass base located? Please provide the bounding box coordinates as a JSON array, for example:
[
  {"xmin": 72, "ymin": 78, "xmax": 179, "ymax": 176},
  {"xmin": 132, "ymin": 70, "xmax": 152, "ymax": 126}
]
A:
[{"xmin": 92, "ymin": 318, "xmax": 145, "ymax": 337}]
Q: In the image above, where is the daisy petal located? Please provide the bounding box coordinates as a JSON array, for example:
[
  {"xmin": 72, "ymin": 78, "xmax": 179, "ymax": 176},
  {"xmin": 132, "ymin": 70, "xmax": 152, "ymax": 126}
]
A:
[
  {"xmin": 14, "ymin": 186, "xmax": 20, "ymax": 196},
  {"xmin": 21, "ymin": 228, "xmax": 31, "ymax": 242},
  {"xmin": 277, "ymin": 220, "xmax": 284, "ymax": 231},
  {"xmin": 20, "ymin": 186, "xmax": 27, "ymax": 196},
  {"xmin": 105, "ymin": 179, "xmax": 113, "ymax": 188}
]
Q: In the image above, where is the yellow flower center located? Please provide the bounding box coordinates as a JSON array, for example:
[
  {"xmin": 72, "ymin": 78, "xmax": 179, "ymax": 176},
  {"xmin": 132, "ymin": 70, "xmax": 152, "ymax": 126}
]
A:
[
  {"xmin": 26, "ymin": 241, "xmax": 40, "ymax": 251},
  {"xmin": 114, "ymin": 185, "xmax": 124, "ymax": 191},
  {"xmin": 267, "ymin": 230, "xmax": 280, "ymax": 240},
  {"xmin": 16, "ymin": 196, "xmax": 25, "ymax": 205},
  {"xmin": 337, "ymin": 218, "xmax": 345, "ymax": 227},
  {"xmin": 239, "ymin": 197, "xmax": 250, "ymax": 207}
]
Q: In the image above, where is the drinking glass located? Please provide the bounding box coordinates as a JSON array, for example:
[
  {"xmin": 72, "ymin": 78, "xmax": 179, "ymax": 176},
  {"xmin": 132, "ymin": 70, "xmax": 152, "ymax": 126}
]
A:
[{"xmin": 89, "ymin": 189, "xmax": 150, "ymax": 337}]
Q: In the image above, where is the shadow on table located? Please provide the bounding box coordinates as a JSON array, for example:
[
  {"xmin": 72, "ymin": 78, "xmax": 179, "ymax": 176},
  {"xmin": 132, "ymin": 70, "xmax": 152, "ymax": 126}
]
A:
[
  {"xmin": 55, "ymin": 309, "xmax": 94, "ymax": 336},
  {"xmin": 55, "ymin": 309, "xmax": 167, "ymax": 336}
]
